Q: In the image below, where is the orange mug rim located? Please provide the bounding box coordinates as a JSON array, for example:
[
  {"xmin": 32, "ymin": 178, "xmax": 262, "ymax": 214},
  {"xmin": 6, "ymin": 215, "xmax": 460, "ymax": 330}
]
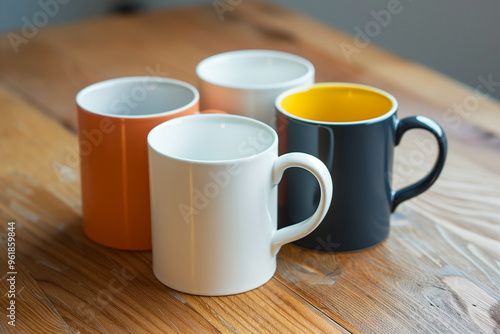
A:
[{"xmin": 76, "ymin": 76, "xmax": 200, "ymax": 119}]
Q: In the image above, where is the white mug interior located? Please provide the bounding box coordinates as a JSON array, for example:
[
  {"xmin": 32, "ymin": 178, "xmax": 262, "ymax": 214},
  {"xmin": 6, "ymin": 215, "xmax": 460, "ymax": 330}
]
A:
[
  {"xmin": 196, "ymin": 50, "xmax": 314, "ymax": 89},
  {"xmin": 148, "ymin": 114, "xmax": 277, "ymax": 162},
  {"xmin": 76, "ymin": 76, "xmax": 199, "ymax": 117}
]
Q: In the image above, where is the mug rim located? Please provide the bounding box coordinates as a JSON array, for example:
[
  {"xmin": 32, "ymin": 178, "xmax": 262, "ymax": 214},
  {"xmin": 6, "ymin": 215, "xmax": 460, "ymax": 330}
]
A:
[
  {"xmin": 148, "ymin": 114, "xmax": 278, "ymax": 165},
  {"xmin": 275, "ymin": 82, "xmax": 399, "ymax": 126},
  {"xmin": 76, "ymin": 76, "xmax": 199, "ymax": 119},
  {"xmin": 196, "ymin": 49, "xmax": 315, "ymax": 90}
]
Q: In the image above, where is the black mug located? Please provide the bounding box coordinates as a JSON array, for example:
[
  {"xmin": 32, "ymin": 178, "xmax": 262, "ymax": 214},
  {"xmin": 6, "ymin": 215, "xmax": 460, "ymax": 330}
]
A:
[{"xmin": 276, "ymin": 83, "xmax": 447, "ymax": 252}]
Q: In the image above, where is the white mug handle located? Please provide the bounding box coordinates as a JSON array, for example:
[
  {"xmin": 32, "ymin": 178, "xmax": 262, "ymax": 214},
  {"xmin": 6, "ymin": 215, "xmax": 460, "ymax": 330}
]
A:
[{"xmin": 271, "ymin": 152, "xmax": 333, "ymax": 256}]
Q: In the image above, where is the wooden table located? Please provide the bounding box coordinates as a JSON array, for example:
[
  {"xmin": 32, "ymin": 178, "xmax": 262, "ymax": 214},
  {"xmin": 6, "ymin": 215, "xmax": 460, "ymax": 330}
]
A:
[{"xmin": 1, "ymin": 1, "xmax": 499, "ymax": 333}]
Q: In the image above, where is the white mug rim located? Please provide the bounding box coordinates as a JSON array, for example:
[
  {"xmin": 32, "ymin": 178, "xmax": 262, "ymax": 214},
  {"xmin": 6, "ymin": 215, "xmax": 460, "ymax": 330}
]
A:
[
  {"xmin": 76, "ymin": 76, "xmax": 199, "ymax": 119},
  {"xmin": 196, "ymin": 50, "xmax": 315, "ymax": 90},
  {"xmin": 275, "ymin": 82, "xmax": 399, "ymax": 126},
  {"xmin": 148, "ymin": 114, "xmax": 278, "ymax": 165}
]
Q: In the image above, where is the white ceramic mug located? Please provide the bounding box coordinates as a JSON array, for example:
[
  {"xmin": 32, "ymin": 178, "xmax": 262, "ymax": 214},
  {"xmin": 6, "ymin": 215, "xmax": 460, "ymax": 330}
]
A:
[
  {"xmin": 196, "ymin": 50, "xmax": 314, "ymax": 127},
  {"xmin": 148, "ymin": 114, "xmax": 332, "ymax": 296}
]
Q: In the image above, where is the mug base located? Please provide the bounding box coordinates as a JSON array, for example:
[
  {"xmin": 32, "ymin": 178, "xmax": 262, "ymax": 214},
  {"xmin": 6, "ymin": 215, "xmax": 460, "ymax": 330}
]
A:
[
  {"xmin": 291, "ymin": 233, "xmax": 389, "ymax": 253},
  {"xmin": 153, "ymin": 268, "xmax": 276, "ymax": 297},
  {"xmin": 84, "ymin": 230, "xmax": 152, "ymax": 251}
]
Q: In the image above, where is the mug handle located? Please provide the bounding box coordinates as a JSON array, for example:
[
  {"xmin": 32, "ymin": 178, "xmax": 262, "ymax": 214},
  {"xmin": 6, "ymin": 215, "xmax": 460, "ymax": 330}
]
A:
[
  {"xmin": 270, "ymin": 153, "xmax": 333, "ymax": 256},
  {"xmin": 392, "ymin": 116, "xmax": 448, "ymax": 211}
]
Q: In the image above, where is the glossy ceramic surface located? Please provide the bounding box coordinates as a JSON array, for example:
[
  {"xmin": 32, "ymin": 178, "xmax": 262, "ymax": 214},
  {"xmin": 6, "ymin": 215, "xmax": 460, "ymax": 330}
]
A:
[
  {"xmin": 148, "ymin": 114, "xmax": 332, "ymax": 295},
  {"xmin": 276, "ymin": 83, "xmax": 447, "ymax": 252},
  {"xmin": 196, "ymin": 50, "xmax": 314, "ymax": 126},
  {"xmin": 76, "ymin": 77, "xmax": 199, "ymax": 250}
]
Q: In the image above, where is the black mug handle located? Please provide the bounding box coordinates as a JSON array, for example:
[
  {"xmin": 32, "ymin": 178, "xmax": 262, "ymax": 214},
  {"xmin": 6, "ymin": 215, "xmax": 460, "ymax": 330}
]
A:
[{"xmin": 392, "ymin": 116, "xmax": 447, "ymax": 211}]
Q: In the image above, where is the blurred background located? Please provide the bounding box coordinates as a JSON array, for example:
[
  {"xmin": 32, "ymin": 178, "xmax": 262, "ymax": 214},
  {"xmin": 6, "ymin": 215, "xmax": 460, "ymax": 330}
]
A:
[{"xmin": 1, "ymin": 0, "xmax": 499, "ymax": 100}]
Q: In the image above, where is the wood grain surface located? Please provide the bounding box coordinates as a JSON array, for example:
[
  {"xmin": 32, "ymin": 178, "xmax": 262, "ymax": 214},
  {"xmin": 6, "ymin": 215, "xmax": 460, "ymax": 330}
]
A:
[{"xmin": 0, "ymin": 1, "xmax": 499, "ymax": 333}]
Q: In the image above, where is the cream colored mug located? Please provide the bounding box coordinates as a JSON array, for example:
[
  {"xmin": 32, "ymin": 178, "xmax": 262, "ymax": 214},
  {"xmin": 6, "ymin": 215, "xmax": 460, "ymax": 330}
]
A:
[{"xmin": 197, "ymin": 50, "xmax": 314, "ymax": 127}]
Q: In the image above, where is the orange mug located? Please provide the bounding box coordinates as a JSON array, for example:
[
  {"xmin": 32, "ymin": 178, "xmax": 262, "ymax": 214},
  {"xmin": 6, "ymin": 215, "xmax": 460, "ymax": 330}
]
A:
[{"xmin": 76, "ymin": 76, "xmax": 219, "ymax": 250}]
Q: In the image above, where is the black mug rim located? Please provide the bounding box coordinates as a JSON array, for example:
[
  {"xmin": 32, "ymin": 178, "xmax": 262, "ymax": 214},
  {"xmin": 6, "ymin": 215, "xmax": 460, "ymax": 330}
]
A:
[{"xmin": 275, "ymin": 82, "xmax": 399, "ymax": 126}]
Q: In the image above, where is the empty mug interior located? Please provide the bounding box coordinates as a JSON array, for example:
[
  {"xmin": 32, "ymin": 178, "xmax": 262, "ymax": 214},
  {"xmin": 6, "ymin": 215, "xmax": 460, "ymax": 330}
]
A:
[
  {"xmin": 148, "ymin": 115, "xmax": 276, "ymax": 162},
  {"xmin": 196, "ymin": 50, "xmax": 314, "ymax": 88},
  {"xmin": 76, "ymin": 77, "xmax": 198, "ymax": 117},
  {"xmin": 278, "ymin": 83, "xmax": 397, "ymax": 123}
]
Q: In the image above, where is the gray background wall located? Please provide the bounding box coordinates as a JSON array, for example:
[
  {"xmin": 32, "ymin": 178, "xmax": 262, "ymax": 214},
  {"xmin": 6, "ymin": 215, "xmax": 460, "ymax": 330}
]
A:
[{"xmin": 1, "ymin": 0, "xmax": 499, "ymax": 100}]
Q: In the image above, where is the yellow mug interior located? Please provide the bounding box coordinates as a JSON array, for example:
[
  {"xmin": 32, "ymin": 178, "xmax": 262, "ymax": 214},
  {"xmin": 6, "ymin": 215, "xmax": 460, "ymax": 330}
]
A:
[{"xmin": 280, "ymin": 84, "xmax": 394, "ymax": 123}]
